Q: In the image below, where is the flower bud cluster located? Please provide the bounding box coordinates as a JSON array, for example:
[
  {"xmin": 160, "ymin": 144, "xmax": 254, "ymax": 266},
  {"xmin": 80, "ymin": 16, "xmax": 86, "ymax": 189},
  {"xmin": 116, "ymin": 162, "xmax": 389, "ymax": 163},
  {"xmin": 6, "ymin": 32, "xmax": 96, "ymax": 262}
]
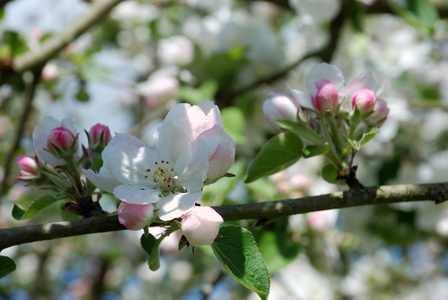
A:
[
  {"xmin": 17, "ymin": 117, "xmax": 112, "ymax": 217},
  {"xmin": 263, "ymin": 63, "xmax": 390, "ymax": 175}
]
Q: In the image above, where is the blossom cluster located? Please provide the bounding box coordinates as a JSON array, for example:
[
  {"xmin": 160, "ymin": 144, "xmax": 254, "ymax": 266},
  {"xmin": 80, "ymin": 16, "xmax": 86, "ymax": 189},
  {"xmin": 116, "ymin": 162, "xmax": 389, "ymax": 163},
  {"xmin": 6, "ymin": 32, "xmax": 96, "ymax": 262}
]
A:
[
  {"xmin": 17, "ymin": 100, "xmax": 235, "ymax": 247},
  {"xmin": 263, "ymin": 63, "xmax": 390, "ymax": 176}
]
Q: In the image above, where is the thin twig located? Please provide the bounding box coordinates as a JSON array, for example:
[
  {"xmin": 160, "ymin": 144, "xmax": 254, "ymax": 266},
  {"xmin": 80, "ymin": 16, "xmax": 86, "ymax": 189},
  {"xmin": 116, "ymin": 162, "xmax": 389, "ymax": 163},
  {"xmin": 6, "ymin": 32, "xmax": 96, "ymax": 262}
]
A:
[
  {"xmin": 0, "ymin": 66, "xmax": 43, "ymax": 199},
  {"xmin": 0, "ymin": 182, "xmax": 447, "ymax": 251},
  {"xmin": 11, "ymin": 0, "xmax": 122, "ymax": 74}
]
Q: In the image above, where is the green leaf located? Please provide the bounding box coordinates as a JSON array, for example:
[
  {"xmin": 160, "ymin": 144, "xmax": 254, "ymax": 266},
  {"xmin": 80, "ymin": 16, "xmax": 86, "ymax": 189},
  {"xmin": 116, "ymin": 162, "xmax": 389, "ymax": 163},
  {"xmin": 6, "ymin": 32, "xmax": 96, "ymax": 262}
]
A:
[
  {"xmin": 81, "ymin": 59, "xmax": 111, "ymax": 81},
  {"xmin": 3, "ymin": 30, "xmax": 28, "ymax": 56},
  {"xmin": 39, "ymin": 168, "xmax": 70, "ymax": 190},
  {"xmin": 76, "ymin": 87, "xmax": 90, "ymax": 102},
  {"xmin": 277, "ymin": 120, "xmax": 323, "ymax": 146},
  {"xmin": 387, "ymin": 0, "xmax": 438, "ymax": 30},
  {"xmin": 246, "ymin": 133, "xmax": 303, "ymax": 183},
  {"xmin": 212, "ymin": 225, "xmax": 270, "ymax": 300},
  {"xmin": 179, "ymin": 80, "xmax": 218, "ymax": 105},
  {"xmin": 204, "ymin": 46, "xmax": 247, "ymax": 90},
  {"xmin": 257, "ymin": 218, "xmax": 301, "ymax": 273},
  {"xmin": 140, "ymin": 233, "xmax": 161, "ymax": 271},
  {"xmin": 221, "ymin": 106, "xmax": 246, "ymax": 145},
  {"xmin": 303, "ymin": 143, "xmax": 329, "ymax": 158},
  {"xmin": 0, "ymin": 256, "xmax": 16, "ymax": 279},
  {"xmin": 355, "ymin": 127, "xmax": 378, "ymax": 148},
  {"xmin": 321, "ymin": 163, "xmax": 345, "ymax": 185},
  {"xmin": 12, "ymin": 204, "xmax": 25, "ymax": 220},
  {"xmin": 19, "ymin": 194, "xmax": 59, "ymax": 219}
]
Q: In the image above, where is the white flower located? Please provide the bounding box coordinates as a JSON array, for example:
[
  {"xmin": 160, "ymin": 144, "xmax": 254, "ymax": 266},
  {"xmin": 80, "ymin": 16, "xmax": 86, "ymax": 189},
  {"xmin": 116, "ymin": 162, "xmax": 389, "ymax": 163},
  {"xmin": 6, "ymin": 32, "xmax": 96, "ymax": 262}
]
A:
[{"xmin": 83, "ymin": 100, "xmax": 235, "ymax": 221}]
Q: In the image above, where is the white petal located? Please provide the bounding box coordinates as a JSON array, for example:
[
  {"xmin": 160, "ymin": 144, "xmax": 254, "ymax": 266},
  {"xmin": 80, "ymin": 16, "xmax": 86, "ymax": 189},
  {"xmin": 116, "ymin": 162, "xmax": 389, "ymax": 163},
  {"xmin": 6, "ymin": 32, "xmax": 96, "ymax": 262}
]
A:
[
  {"xmin": 104, "ymin": 143, "xmax": 159, "ymax": 187},
  {"xmin": 32, "ymin": 116, "xmax": 64, "ymax": 166},
  {"xmin": 198, "ymin": 100, "xmax": 224, "ymax": 128},
  {"xmin": 195, "ymin": 125, "xmax": 235, "ymax": 180},
  {"xmin": 306, "ymin": 63, "xmax": 345, "ymax": 91},
  {"xmin": 341, "ymin": 71, "xmax": 376, "ymax": 98},
  {"xmin": 113, "ymin": 184, "xmax": 161, "ymax": 204},
  {"xmin": 176, "ymin": 138, "xmax": 209, "ymax": 192},
  {"xmin": 109, "ymin": 133, "xmax": 145, "ymax": 148},
  {"xmin": 82, "ymin": 168, "xmax": 120, "ymax": 193},
  {"xmin": 156, "ymin": 192, "xmax": 202, "ymax": 221},
  {"xmin": 157, "ymin": 121, "xmax": 192, "ymax": 162},
  {"xmin": 289, "ymin": 88, "xmax": 313, "ymax": 110}
]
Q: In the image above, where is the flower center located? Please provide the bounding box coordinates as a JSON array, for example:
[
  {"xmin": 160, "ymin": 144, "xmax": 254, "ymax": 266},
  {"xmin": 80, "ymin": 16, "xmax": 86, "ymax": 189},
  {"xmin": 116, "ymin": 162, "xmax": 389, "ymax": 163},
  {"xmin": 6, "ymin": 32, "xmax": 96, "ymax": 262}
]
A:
[{"xmin": 144, "ymin": 160, "xmax": 178, "ymax": 193}]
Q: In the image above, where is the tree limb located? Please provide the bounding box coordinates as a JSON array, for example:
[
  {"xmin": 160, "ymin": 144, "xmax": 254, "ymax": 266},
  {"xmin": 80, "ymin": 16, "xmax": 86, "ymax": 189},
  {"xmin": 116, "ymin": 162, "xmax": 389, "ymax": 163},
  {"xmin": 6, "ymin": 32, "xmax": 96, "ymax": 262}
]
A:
[{"xmin": 1, "ymin": 182, "xmax": 447, "ymax": 251}]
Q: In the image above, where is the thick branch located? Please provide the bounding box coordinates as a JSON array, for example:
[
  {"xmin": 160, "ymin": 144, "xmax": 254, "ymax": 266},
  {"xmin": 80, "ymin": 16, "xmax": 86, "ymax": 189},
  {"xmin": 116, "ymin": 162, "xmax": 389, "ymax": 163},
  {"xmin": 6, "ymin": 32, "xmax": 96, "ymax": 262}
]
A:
[
  {"xmin": 11, "ymin": 0, "xmax": 122, "ymax": 73},
  {"xmin": 1, "ymin": 182, "xmax": 447, "ymax": 251}
]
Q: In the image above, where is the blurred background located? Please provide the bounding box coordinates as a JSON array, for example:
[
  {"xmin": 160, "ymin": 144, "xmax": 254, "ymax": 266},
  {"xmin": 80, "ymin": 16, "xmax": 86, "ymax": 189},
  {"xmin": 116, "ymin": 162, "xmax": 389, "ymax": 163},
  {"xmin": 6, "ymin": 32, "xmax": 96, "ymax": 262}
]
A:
[{"xmin": 1, "ymin": 0, "xmax": 448, "ymax": 299}]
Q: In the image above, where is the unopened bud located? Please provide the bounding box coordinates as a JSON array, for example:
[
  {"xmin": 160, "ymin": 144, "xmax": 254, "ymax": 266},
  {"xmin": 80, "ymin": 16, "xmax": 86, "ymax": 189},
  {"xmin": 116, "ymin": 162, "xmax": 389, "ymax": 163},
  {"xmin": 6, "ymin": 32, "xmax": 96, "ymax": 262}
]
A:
[
  {"xmin": 263, "ymin": 93, "xmax": 300, "ymax": 132},
  {"xmin": 47, "ymin": 126, "xmax": 76, "ymax": 153},
  {"xmin": 89, "ymin": 123, "xmax": 111, "ymax": 148},
  {"xmin": 181, "ymin": 206, "xmax": 223, "ymax": 247},
  {"xmin": 118, "ymin": 202, "xmax": 155, "ymax": 230},
  {"xmin": 16, "ymin": 155, "xmax": 39, "ymax": 178},
  {"xmin": 310, "ymin": 79, "xmax": 339, "ymax": 114},
  {"xmin": 352, "ymin": 88, "xmax": 376, "ymax": 115}
]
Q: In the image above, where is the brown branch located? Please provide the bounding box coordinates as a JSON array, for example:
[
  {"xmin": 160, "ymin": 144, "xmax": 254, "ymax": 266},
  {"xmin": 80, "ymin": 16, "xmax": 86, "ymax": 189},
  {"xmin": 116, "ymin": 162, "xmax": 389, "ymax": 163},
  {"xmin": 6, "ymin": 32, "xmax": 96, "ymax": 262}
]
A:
[
  {"xmin": 1, "ymin": 182, "xmax": 447, "ymax": 251},
  {"xmin": 10, "ymin": 0, "xmax": 122, "ymax": 74},
  {"xmin": 0, "ymin": 66, "xmax": 43, "ymax": 199}
]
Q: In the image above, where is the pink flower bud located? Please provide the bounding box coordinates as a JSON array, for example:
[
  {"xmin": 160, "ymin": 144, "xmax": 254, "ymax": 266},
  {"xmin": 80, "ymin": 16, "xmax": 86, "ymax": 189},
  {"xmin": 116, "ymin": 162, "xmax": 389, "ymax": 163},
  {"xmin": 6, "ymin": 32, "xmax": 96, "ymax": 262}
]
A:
[
  {"xmin": 310, "ymin": 79, "xmax": 339, "ymax": 113},
  {"xmin": 181, "ymin": 206, "xmax": 223, "ymax": 247},
  {"xmin": 369, "ymin": 99, "xmax": 389, "ymax": 127},
  {"xmin": 89, "ymin": 123, "xmax": 111, "ymax": 147},
  {"xmin": 263, "ymin": 93, "xmax": 300, "ymax": 132},
  {"xmin": 352, "ymin": 88, "xmax": 376, "ymax": 115},
  {"xmin": 16, "ymin": 155, "xmax": 39, "ymax": 178},
  {"xmin": 118, "ymin": 202, "xmax": 155, "ymax": 230},
  {"xmin": 46, "ymin": 126, "xmax": 76, "ymax": 153}
]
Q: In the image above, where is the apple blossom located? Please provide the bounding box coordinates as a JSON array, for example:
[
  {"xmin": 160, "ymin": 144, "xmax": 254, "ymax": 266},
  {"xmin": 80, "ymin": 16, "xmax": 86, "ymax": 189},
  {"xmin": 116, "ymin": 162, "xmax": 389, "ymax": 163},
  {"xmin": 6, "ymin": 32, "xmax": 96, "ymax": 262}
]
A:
[
  {"xmin": 352, "ymin": 88, "xmax": 377, "ymax": 115},
  {"xmin": 33, "ymin": 117, "xmax": 78, "ymax": 166},
  {"xmin": 83, "ymin": 100, "xmax": 235, "ymax": 221},
  {"xmin": 16, "ymin": 155, "xmax": 39, "ymax": 178},
  {"xmin": 263, "ymin": 93, "xmax": 300, "ymax": 131},
  {"xmin": 181, "ymin": 206, "xmax": 223, "ymax": 246},
  {"xmin": 118, "ymin": 202, "xmax": 155, "ymax": 230}
]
